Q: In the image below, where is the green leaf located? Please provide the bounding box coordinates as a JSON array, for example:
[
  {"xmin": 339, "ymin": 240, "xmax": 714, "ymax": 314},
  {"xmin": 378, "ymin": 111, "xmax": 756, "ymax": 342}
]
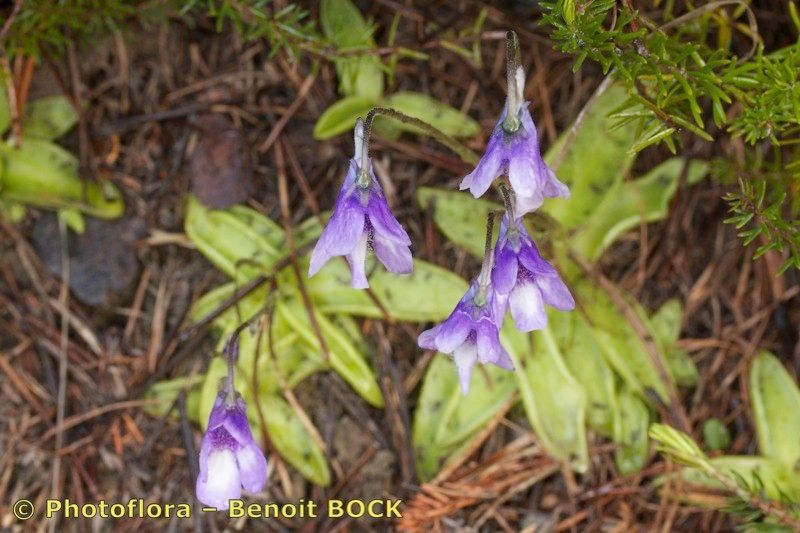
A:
[
  {"xmin": 750, "ymin": 351, "xmax": 800, "ymax": 465},
  {"xmin": 573, "ymin": 277, "xmax": 671, "ymax": 402},
  {"xmin": 320, "ymin": 0, "xmax": 384, "ymax": 99},
  {"xmin": 188, "ymin": 281, "xmax": 270, "ymax": 328},
  {"xmin": 557, "ymin": 310, "xmax": 618, "ymax": 436},
  {"xmin": 509, "ymin": 316, "xmax": 589, "ymax": 472},
  {"xmin": 0, "ymin": 198, "xmax": 27, "ymax": 223},
  {"xmin": 650, "ymin": 299, "xmax": 682, "ymax": 344},
  {"xmin": 184, "ymin": 195, "xmax": 285, "ymax": 282},
  {"xmin": 571, "ymin": 158, "xmax": 708, "ymax": 261},
  {"xmin": 304, "ymin": 255, "xmax": 468, "ymax": 322},
  {"xmin": 416, "ymin": 186, "xmax": 499, "ymax": 258},
  {"xmin": 0, "ymin": 138, "xmax": 123, "ymax": 218},
  {"xmin": 260, "ymin": 394, "xmax": 331, "ymax": 486},
  {"xmin": 0, "ymin": 85, "xmax": 9, "ymax": 135},
  {"xmin": 23, "ymin": 95, "xmax": 79, "ymax": 140},
  {"xmin": 277, "ymin": 296, "xmax": 384, "ymax": 407},
  {"xmin": 649, "ymin": 298, "xmax": 698, "ymax": 386},
  {"xmin": 380, "ymin": 92, "xmax": 480, "ymax": 138},
  {"xmin": 613, "ymin": 387, "xmax": 650, "ymax": 474},
  {"xmin": 702, "ymin": 418, "xmax": 732, "ymax": 452},
  {"xmin": 412, "ymin": 355, "xmax": 516, "ymax": 480},
  {"xmin": 320, "ymin": 0, "xmax": 374, "ymax": 49},
  {"xmin": 142, "ymin": 375, "xmax": 204, "ymax": 419},
  {"xmin": 314, "ymin": 95, "xmax": 376, "ymax": 140},
  {"xmin": 58, "ymin": 207, "xmax": 85, "ymax": 234},
  {"xmin": 542, "ymin": 84, "xmax": 637, "ymax": 230}
]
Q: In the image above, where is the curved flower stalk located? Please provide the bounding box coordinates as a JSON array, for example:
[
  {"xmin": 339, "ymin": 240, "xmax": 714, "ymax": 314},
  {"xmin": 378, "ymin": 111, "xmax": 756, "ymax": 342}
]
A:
[
  {"xmin": 308, "ymin": 119, "xmax": 412, "ymax": 288},
  {"xmin": 418, "ymin": 216, "xmax": 512, "ymax": 394},
  {"xmin": 196, "ymin": 338, "xmax": 268, "ymax": 510},
  {"xmin": 460, "ymin": 34, "xmax": 569, "ymax": 215},
  {"xmin": 492, "ymin": 210, "xmax": 575, "ymax": 331}
]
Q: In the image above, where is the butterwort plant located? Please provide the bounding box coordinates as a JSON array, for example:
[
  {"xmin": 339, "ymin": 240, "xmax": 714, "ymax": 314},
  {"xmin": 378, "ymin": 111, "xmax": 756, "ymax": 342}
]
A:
[
  {"xmin": 196, "ymin": 336, "xmax": 268, "ymax": 510},
  {"xmin": 492, "ymin": 203, "xmax": 575, "ymax": 332},
  {"xmin": 418, "ymin": 214, "xmax": 514, "ymax": 393},
  {"xmin": 308, "ymin": 30, "xmax": 575, "ymax": 393},
  {"xmin": 460, "ymin": 32, "xmax": 569, "ymax": 216},
  {"xmin": 308, "ymin": 118, "xmax": 413, "ymax": 288}
]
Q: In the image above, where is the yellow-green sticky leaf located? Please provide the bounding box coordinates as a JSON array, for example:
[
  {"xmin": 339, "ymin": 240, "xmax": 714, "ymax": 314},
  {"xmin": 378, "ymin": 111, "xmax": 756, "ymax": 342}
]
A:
[
  {"xmin": 314, "ymin": 95, "xmax": 376, "ymax": 140},
  {"xmin": 614, "ymin": 387, "xmax": 650, "ymax": 474},
  {"xmin": 412, "ymin": 354, "xmax": 516, "ymax": 481},
  {"xmin": 573, "ymin": 277, "xmax": 671, "ymax": 403},
  {"xmin": 557, "ymin": 311, "xmax": 618, "ymax": 436},
  {"xmin": 185, "ymin": 195, "xmax": 285, "ymax": 282},
  {"xmin": 380, "ymin": 92, "xmax": 480, "ymax": 138},
  {"xmin": 23, "ymin": 95, "xmax": 79, "ymax": 140},
  {"xmin": 304, "ymin": 255, "xmax": 468, "ymax": 322},
  {"xmin": 320, "ymin": 0, "xmax": 384, "ymax": 99},
  {"xmin": 543, "ymin": 84, "xmax": 637, "ymax": 229},
  {"xmin": 59, "ymin": 207, "xmax": 85, "ymax": 234},
  {"xmin": 0, "ymin": 85, "xmax": 9, "ymax": 135},
  {"xmin": 509, "ymin": 316, "xmax": 589, "ymax": 472},
  {"xmin": 750, "ymin": 351, "xmax": 800, "ymax": 465},
  {"xmin": 0, "ymin": 138, "xmax": 123, "ymax": 218},
  {"xmin": 277, "ymin": 296, "xmax": 383, "ymax": 407},
  {"xmin": 571, "ymin": 158, "xmax": 708, "ymax": 261},
  {"xmin": 646, "ymin": 298, "xmax": 698, "ymax": 387},
  {"xmin": 0, "ymin": 198, "xmax": 27, "ymax": 223},
  {"xmin": 416, "ymin": 186, "xmax": 499, "ymax": 258},
  {"xmin": 260, "ymin": 394, "xmax": 331, "ymax": 486}
]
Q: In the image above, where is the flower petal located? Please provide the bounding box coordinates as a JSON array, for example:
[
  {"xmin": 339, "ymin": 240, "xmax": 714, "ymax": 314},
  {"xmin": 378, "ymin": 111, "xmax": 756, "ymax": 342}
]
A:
[
  {"xmin": 507, "ymin": 149, "xmax": 540, "ymax": 200},
  {"xmin": 518, "ymin": 244, "xmax": 556, "ymax": 276},
  {"xmin": 345, "ymin": 231, "xmax": 370, "ymax": 289},
  {"xmin": 509, "ymin": 281, "xmax": 547, "ymax": 331},
  {"xmin": 492, "ymin": 246, "xmax": 519, "ymax": 294},
  {"xmin": 367, "ymin": 182, "xmax": 411, "ymax": 245},
  {"xmin": 475, "ymin": 317, "xmax": 504, "ymax": 364},
  {"xmin": 543, "ymin": 166, "xmax": 570, "ymax": 198},
  {"xmin": 538, "ymin": 274, "xmax": 576, "ymax": 311},
  {"xmin": 196, "ymin": 447, "xmax": 241, "ymax": 510},
  {"xmin": 308, "ymin": 195, "xmax": 365, "ymax": 278},
  {"xmin": 460, "ymin": 130, "xmax": 506, "ymax": 198},
  {"xmin": 235, "ymin": 442, "xmax": 269, "ymax": 493},
  {"xmin": 514, "ymin": 190, "xmax": 544, "ymax": 215},
  {"xmin": 452, "ymin": 340, "xmax": 478, "ymax": 395},
  {"xmin": 221, "ymin": 407, "xmax": 254, "ymax": 447},
  {"xmin": 373, "ymin": 232, "xmax": 412, "ymax": 274},
  {"xmin": 417, "ymin": 310, "xmax": 472, "ymax": 354},
  {"xmin": 206, "ymin": 394, "xmax": 227, "ymax": 430}
]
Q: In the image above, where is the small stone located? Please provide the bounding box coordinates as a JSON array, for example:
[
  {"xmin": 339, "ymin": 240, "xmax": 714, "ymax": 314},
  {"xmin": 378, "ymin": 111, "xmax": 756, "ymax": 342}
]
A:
[
  {"xmin": 188, "ymin": 114, "xmax": 252, "ymax": 208},
  {"xmin": 32, "ymin": 214, "xmax": 146, "ymax": 308}
]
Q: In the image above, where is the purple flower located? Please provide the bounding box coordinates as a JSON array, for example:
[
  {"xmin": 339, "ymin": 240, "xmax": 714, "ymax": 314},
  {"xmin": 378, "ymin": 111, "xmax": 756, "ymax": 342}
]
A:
[
  {"xmin": 196, "ymin": 390, "xmax": 268, "ymax": 510},
  {"xmin": 309, "ymin": 119, "xmax": 412, "ymax": 288},
  {"xmin": 418, "ymin": 279, "xmax": 513, "ymax": 394},
  {"xmin": 492, "ymin": 214, "xmax": 575, "ymax": 331},
  {"xmin": 460, "ymin": 67, "xmax": 569, "ymax": 215}
]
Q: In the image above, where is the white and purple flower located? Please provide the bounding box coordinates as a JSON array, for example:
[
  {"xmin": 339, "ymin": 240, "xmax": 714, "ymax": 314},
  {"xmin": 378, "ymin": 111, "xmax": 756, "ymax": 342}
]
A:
[
  {"xmin": 492, "ymin": 214, "xmax": 575, "ymax": 331},
  {"xmin": 196, "ymin": 390, "xmax": 268, "ymax": 510},
  {"xmin": 308, "ymin": 119, "xmax": 412, "ymax": 288},
  {"xmin": 418, "ymin": 277, "xmax": 513, "ymax": 394},
  {"xmin": 460, "ymin": 66, "xmax": 569, "ymax": 215}
]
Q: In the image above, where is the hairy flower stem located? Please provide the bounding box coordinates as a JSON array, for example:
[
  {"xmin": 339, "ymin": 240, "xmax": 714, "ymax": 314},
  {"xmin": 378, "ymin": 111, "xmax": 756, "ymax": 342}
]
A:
[
  {"xmin": 362, "ymin": 107, "xmax": 479, "ymax": 165},
  {"xmin": 475, "ymin": 212, "xmax": 496, "ymax": 304},
  {"xmin": 222, "ymin": 312, "xmax": 261, "ymax": 404},
  {"xmin": 502, "ymin": 30, "xmax": 522, "ymax": 132}
]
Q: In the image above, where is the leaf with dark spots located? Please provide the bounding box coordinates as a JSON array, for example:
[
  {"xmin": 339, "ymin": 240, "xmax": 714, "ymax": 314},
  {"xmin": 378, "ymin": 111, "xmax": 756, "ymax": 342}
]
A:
[
  {"xmin": 33, "ymin": 214, "xmax": 146, "ymax": 308},
  {"xmin": 188, "ymin": 114, "xmax": 252, "ymax": 209}
]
